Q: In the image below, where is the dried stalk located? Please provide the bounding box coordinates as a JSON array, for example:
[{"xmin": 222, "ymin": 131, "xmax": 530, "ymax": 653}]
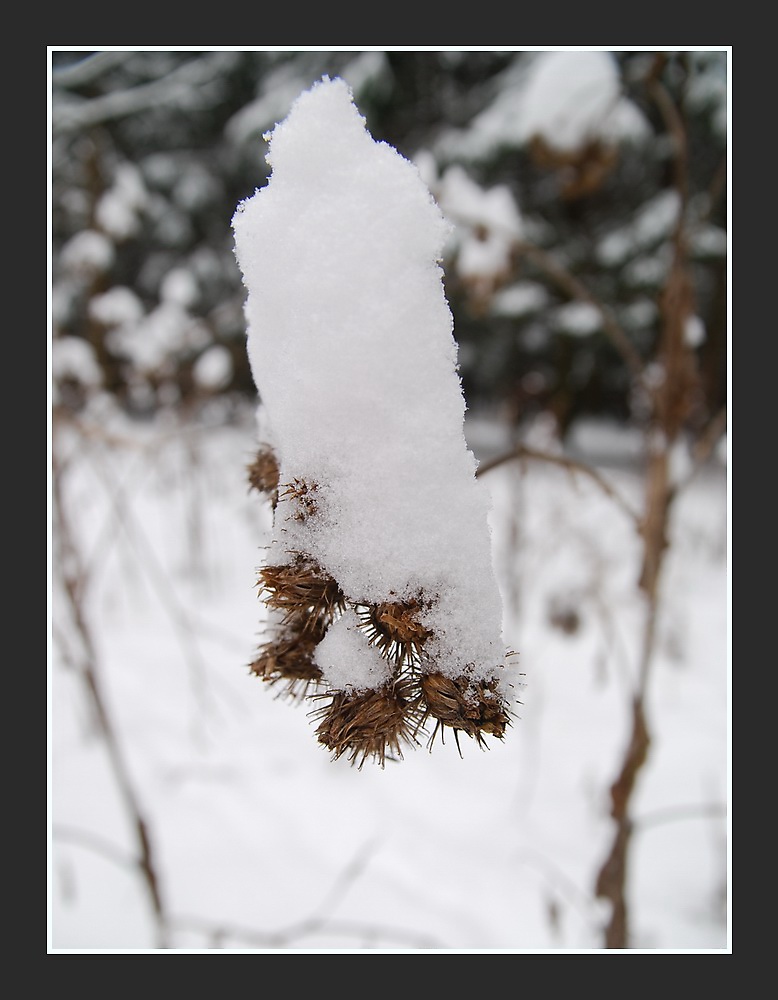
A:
[
  {"xmin": 52, "ymin": 425, "xmax": 170, "ymax": 948},
  {"xmin": 592, "ymin": 56, "xmax": 721, "ymax": 948},
  {"xmin": 476, "ymin": 442, "xmax": 641, "ymax": 528},
  {"xmin": 474, "ymin": 54, "xmax": 726, "ymax": 948},
  {"xmin": 515, "ymin": 239, "xmax": 646, "ymax": 383}
]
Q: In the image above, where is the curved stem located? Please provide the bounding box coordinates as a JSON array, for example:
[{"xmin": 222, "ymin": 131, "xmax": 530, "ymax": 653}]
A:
[
  {"xmin": 476, "ymin": 441, "xmax": 641, "ymax": 529},
  {"xmin": 52, "ymin": 430, "xmax": 170, "ymax": 948}
]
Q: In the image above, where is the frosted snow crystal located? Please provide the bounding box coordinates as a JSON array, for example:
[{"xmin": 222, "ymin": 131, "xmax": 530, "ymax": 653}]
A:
[{"xmin": 233, "ymin": 77, "xmax": 516, "ymax": 762}]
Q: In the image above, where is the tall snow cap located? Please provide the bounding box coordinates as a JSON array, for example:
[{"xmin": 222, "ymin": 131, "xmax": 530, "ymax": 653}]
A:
[{"xmin": 233, "ymin": 76, "xmax": 518, "ymax": 766}]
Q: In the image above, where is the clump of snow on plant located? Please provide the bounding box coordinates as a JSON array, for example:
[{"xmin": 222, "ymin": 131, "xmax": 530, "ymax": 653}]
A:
[
  {"xmin": 314, "ymin": 608, "xmax": 393, "ymax": 692},
  {"xmin": 232, "ymin": 76, "xmax": 511, "ymax": 691}
]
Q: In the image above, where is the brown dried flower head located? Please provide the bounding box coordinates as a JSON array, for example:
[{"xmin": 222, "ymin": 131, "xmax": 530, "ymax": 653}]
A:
[
  {"xmin": 247, "ymin": 466, "xmax": 514, "ymax": 764},
  {"xmin": 355, "ymin": 597, "xmax": 431, "ymax": 667},
  {"xmin": 420, "ymin": 671, "xmax": 511, "ymax": 752},
  {"xmin": 249, "ymin": 615, "xmax": 328, "ymax": 701},
  {"xmin": 258, "ymin": 557, "xmax": 345, "ymax": 626},
  {"xmin": 247, "ymin": 445, "xmax": 280, "ymax": 505},
  {"xmin": 312, "ymin": 678, "xmax": 425, "ymax": 769}
]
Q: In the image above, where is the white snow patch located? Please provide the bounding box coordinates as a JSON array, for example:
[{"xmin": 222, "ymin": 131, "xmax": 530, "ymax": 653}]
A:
[{"xmin": 232, "ymin": 76, "xmax": 512, "ymax": 691}]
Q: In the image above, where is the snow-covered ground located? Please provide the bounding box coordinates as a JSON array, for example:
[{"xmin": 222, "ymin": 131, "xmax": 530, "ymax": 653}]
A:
[{"xmin": 49, "ymin": 410, "xmax": 729, "ymax": 952}]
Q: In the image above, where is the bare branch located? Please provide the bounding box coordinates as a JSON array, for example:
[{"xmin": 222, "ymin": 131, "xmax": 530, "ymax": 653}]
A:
[
  {"xmin": 476, "ymin": 441, "xmax": 642, "ymax": 528},
  {"xmin": 171, "ymin": 913, "xmax": 444, "ymax": 951},
  {"xmin": 52, "ymin": 443, "xmax": 170, "ymax": 948},
  {"xmin": 634, "ymin": 801, "xmax": 727, "ymax": 832},
  {"xmin": 648, "ymin": 74, "xmax": 690, "ymax": 216},
  {"xmin": 53, "ymin": 823, "xmax": 139, "ymax": 873},
  {"xmin": 515, "ymin": 240, "xmax": 646, "ymax": 382},
  {"xmin": 172, "ymin": 837, "xmax": 444, "ymax": 949},
  {"xmin": 671, "ymin": 406, "xmax": 728, "ymax": 499},
  {"xmin": 701, "ymin": 154, "xmax": 728, "ymax": 224}
]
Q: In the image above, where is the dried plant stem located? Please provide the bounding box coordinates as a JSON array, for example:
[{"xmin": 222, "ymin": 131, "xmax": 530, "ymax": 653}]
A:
[
  {"xmin": 171, "ymin": 838, "xmax": 444, "ymax": 949},
  {"xmin": 476, "ymin": 442, "xmax": 641, "ymax": 529},
  {"xmin": 593, "ymin": 60, "xmax": 713, "ymax": 949},
  {"xmin": 515, "ymin": 239, "xmax": 646, "ymax": 382},
  {"xmin": 476, "ymin": 57, "xmax": 726, "ymax": 948},
  {"xmin": 671, "ymin": 405, "xmax": 728, "ymax": 497},
  {"xmin": 634, "ymin": 801, "xmax": 726, "ymax": 831},
  {"xmin": 52, "ymin": 435, "xmax": 170, "ymax": 949},
  {"xmin": 442, "ymin": 203, "xmax": 645, "ymax": 382},
  {"xmin": 172, "ymin": 913, "xmax": 444, "ymax": 950},
  {"xmin": 84, "ymin": 435, "xmax": 216, "ymax": 735},
  {"xmin": 594, "ymin": 697, "xmax": 650, "ymax": 948}
]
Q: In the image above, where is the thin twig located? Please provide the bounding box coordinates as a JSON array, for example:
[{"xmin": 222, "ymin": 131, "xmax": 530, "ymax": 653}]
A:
[
  {"xmin": 53, "ymin": 823, "xmax": 140, "ymax": 873},
  {"xmin": 700, "ymin": 154, "xmax": 727, "ymax": 224},
  {"xmin": 670, "ymin": 405, "xmax": 728, "ymax": 499},
  {"xmin": 52, "ymin": 436, "xmax": 170, "ymax": 948},
  {"xmin": 515, "ymin": 239, "xmax": 646, "ymax": 382},
  {"xmin": 476, "ymin": 442, "xmax": 642, "ymax": 528},
  {"xmin": 593, "ymin": 54, "xmax": 707, "ymax": 950},
  {"xmin": 633, "ymin": 801, "xmax": 727, "ymax": 832},
  {"xmin": 171, "ymin": 913, "xmax": 444, "ymax": 951},
  {"xmin": 513, "ymin": 846, "xmax": 602, "ymax": 934},
  {"xmin": 83, "ymin": 436, "xmax": 219, "ymax": 735},
  {"xmin": 172, "ymin": 838, "xmax": 444, "ymax": 950}
]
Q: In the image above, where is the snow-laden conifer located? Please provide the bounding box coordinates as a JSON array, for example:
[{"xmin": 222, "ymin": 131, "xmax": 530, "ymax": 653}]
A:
[{"xmin": 232, "ymin": 76, "xmax": 518, "ymax": 765}]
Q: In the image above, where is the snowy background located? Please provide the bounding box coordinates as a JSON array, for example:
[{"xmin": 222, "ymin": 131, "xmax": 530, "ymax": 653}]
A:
[
  {"xmin": 50, "ymin": 412, "xmax": 728, "ymax": 952},
  {"xmin": 49, "ymin": 49, "xmax": 730, "ymax": 953}
]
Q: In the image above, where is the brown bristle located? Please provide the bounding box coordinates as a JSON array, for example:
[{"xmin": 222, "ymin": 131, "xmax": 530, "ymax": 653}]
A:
[
  {"xmin": 247, "ymin": 446, "xmax": 280, "ymax": 505},
  {"xmin": 355, "ymin": 598, "xmax": 431, "ymax": 667},
  {"xmin": 311, "ymin": 679, "xmax": 425, "ymax": 769},
  {"xmin": 249, "ymin": 619, "xmax": 326, "ymax": 701},
  {"xmin": 279, "ymin": 478, "xmax": 320, "ymax": 521},
  {"xmin": 258, "ymin": 558, "xmax": 345, "ymax": 625},
  {"xmin": 420, "ymin": 671, "xmax": 511, "ymax": 753}
]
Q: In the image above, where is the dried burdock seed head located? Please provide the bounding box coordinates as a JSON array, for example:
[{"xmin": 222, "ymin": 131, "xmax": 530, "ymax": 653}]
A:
[
  {"xmin": 250, "ymin": 625, "xmax": 325, "ymax": 702},
  {"xmin": 247, "ymin": 445, "xmax": 280, "ymax": 505},
  {"xmin": 279, "ymin": 478, "xmax": 320, "ymax": 521},
  {"xmin": 258, "ymin": 557, "xmax": 345, "ymax": 626},
  {"xmin": 420, "ymin": 671, "xmax": 511, "ymax": 754},
  {"xmin": 311, "ymin": 678, "xmax": 426, "ymax": 769},
  {"xmin": 355, "ymin": 597, "xmax": 431, "ymax": 667}
]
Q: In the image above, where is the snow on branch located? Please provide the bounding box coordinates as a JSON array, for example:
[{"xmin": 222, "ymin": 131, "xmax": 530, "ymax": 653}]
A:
[{"xmin": 232, "ymin": 77, "xmax": 519, "ymax": 767}]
